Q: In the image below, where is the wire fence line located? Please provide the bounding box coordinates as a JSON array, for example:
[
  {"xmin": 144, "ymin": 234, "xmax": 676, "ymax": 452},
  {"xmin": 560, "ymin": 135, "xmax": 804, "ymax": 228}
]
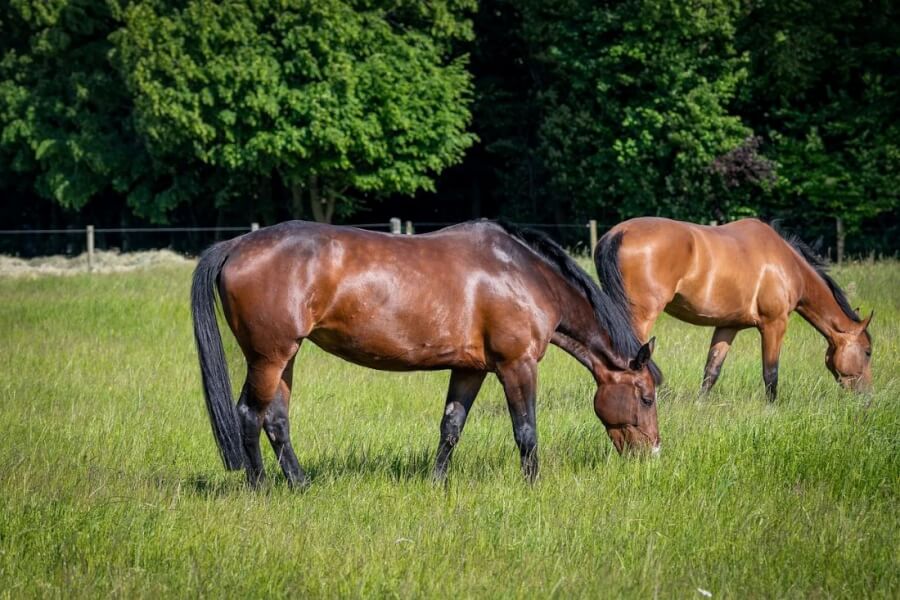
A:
[
  {"xmin": 0, "ymin": 219, "xmax": 601, "ymax": 267},
  {"xmin": 0, "ymin": 227, "xmax": 252, "ymax": 234}
]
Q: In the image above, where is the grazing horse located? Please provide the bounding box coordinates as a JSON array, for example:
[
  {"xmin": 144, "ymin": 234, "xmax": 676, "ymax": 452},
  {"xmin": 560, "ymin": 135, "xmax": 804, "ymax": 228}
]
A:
[
  {"xmin": 594, "ymin": 217, "xmax": 872, "ymax": 400},
  {"xmin": 191, "ymin": 220, "xmax": 660, "ymax": 488}
]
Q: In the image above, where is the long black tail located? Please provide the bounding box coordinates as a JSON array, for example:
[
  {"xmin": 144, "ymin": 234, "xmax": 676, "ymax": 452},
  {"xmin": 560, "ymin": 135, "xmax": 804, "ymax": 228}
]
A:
[
  {"xmin": 594, "ymin": 231, "xmax": 631, "ymax": 325},
  {"xmin": 190, "ymin": 239, "xmax": 243, "ymax": 470},
  {"xmin": 594, "ymin": 230, "xmax": 662, "ymax": 383}
]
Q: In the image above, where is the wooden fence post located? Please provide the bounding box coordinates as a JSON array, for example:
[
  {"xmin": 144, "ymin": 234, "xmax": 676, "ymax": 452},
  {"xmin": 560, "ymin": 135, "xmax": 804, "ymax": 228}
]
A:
[
  {"xmin": 86, "ymin": 225, "xmax": 95, "ymax": 272},
  {"xmin": 405, "ymin": 220, "xmax": 414, "ymax": 235},
  {"xmin": 836, "ymin": 217, "xmax": 845, "ymax": 265},
  {"xmin": 589, "ymin": 220, "xmax": 598, "ymax": 253},
  {"xmin": 251, "ymin": 222, "xmax": 259, "ymax": 232},
  {"xmin": 390, "ymin": 218, "xmax": 401, "ymax": 234}
]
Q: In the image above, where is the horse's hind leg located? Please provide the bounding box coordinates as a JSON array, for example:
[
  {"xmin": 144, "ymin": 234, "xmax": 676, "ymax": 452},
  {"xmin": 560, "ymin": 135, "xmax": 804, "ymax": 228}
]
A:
[
  {"xmin": 263, "ymin": 356, "xmax": 308, "ymax": 489},
  {"xmin": 238, "ymin": 355, "xmax": 295, "ymax": 487},
  {"xmin": 432, "ymin": 369, "xmax": 487, "ymax": 483},
  {"xmin": 236, "ymin": 380, "xmax": 266, "ymax": 487},
  {"xmin": 497, "ymin": 360, "xmax": 539, "ymax": 483},
  {"xmin": 701, "ymin": 327, "xmax": 738, "ymax": 393}
]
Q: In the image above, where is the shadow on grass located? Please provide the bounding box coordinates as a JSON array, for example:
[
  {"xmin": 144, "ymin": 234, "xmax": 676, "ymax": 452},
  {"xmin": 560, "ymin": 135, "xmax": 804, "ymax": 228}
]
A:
[
  {"xmin": 302, "ymin": 445, "xmax": 436, "ymax": 482},
  {"xmin": 170, "ymin": 447, "xmax": 439, "ymax": 497},
  {"xmin": 171, "ymin": 433, "xmax": 629, "ymax": 496},
  {"xmin": 181, "ymin": 473, "xmax": 243, "ymax": 497}
]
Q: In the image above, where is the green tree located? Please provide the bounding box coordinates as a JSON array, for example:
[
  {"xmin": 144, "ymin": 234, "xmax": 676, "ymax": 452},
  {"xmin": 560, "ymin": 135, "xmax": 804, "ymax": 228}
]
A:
[
  {"xmin": 0, "ymin": 0, "xmax": 243, "ymax": 224},
  {"xmin": 0, "ymin": 1, "xmax": 149, "ymax": 215},
  {"xmin": 112, "ymin": 0, "xmax": 477, "ymax": 222},
  {"xmin": 736, "ymin": 0, "xmax": 899, "ymax": 258},
  {"xmin": 521, "ymin": 0, "xmax": 752, "ymax": 224}
]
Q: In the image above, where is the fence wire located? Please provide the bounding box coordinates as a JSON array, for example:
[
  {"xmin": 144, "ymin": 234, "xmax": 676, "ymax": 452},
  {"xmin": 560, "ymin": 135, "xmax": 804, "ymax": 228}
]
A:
[{"xmin": 0, "ymin": 220, "xmax": 596, "ymax": 258}]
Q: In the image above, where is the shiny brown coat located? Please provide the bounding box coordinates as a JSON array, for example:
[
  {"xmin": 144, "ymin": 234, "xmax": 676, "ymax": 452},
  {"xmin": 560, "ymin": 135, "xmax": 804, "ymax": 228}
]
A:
[
  {"xmin": 192, "ymin": 220, "xmax": 659, "ymax": 487},
  {"xmin": 595, "ymin": 217, "xmax": 872, "ymax": 399}
]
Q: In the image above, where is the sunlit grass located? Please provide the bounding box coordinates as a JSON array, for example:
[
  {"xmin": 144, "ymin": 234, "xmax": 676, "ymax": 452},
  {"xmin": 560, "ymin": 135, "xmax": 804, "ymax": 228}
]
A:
[{"xmin": 0, "ymin": 260, "xmax": 897, "ymax": 597}]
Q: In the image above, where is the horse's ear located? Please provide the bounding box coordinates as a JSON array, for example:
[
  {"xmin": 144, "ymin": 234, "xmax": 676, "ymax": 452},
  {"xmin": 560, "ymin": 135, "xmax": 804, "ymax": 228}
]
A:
[
  {"xmin": 860, "ymin": 310, "xmax": 874, "ymax": 331},
  {"xmin": 630, "ymin": 337, "xmax": 656, "ymax": 370}
]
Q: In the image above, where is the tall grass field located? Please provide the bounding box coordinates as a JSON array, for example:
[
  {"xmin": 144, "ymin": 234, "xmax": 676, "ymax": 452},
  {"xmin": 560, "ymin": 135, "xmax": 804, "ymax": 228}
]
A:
[{"xmin": 0, "ymin": 257, "xmax": 897, "ymax": 598}]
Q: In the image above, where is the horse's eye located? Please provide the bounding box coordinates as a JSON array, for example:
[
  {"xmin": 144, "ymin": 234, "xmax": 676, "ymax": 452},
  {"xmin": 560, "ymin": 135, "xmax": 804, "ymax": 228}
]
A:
[
  {"xmin": 865, "ymin": 349, "xmax": 872, "ymax": 357},
  {"xmin": 641, "ymin": 395, "xmax": 654, "ymax": 407}
]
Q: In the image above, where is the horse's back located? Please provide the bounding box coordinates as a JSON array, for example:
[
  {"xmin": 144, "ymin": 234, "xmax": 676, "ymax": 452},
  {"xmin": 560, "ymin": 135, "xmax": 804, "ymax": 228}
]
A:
[
  {"xmin": 217, "ymin": 220, "xmax": 560, "ymax": 371},
  {"xmin": 610, "ymin": 218, "xmax": 802, "ymax": 327}
]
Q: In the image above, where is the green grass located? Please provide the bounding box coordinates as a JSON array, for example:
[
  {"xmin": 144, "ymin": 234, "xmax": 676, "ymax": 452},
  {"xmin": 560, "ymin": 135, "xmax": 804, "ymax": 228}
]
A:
[{"xmin": 0, "ymin": 259, "xmax": 897, "ymax": 598}]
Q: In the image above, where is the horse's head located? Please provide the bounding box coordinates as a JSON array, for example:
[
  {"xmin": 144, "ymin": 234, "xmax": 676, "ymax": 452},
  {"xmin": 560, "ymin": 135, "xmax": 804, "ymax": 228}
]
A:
[
  {"xmin": 593, "ymin": 337, "xmax": 660, "ymax": 455},
  {"xmin": 826, "ymin": 311, "xmax": 873, "ymax": 392}
]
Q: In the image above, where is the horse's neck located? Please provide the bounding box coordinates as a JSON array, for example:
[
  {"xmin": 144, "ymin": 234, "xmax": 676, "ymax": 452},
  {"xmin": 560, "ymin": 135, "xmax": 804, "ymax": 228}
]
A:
[
  {"xmin": 795, "ymin": 263, "xmax": 855, "ymax": 342},
  {"xmin": 554, "ymin": 284, "xmax": 599, "ymax": 343},
  {"xmin": 552, "ymin": 286, "xmax": 625, "ymax": 379}
]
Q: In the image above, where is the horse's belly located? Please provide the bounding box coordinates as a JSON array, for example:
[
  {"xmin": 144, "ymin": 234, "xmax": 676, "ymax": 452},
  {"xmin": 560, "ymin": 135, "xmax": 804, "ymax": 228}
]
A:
[
  {"xmin": 307, "ymin": 326, "xmax": 487, "ymax": 372},
  {"xmin": 664, "ymin": 292, "xmax": 753, "ymax": 328}
]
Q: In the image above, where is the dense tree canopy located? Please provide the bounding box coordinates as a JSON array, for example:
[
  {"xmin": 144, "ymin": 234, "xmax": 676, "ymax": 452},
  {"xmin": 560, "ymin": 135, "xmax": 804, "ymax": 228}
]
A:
[
  {"xmin": 524, "ymin": 0, "xmax": 752, "ymax": 222},
  {"xmin": 737, "ymin": 0, "xmax": 899, "ymax": 246},
  {"xmin": 0, "ymin": 0, "xmax": 897, "ymax": 254},
  {"xmin": 113, "ymin": 0, "xmax": 476, "ymax": 222},
  {"xmin": 1, "ymin": 0, "xmax": 475, "ymax": 224},
  {"xmin": 0, "ymin": 0, "xmax": 151, "ymax": 213}
]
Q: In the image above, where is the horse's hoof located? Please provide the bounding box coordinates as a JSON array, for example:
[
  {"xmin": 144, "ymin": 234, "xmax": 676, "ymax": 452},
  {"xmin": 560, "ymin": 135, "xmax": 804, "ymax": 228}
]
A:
[{"xmin": 287, "ymin": 475, "xmax": 311, "ymax": 492}]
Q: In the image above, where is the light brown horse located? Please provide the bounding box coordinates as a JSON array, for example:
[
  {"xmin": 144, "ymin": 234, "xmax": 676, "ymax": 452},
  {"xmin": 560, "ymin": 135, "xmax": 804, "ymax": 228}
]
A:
[
  {"xmin": 192, "ymin": 220, "xmax": 660, "ymax": 488},
  {"xmin": 594, "ymin": 217, "xmax": 872, "ymax": 400}
]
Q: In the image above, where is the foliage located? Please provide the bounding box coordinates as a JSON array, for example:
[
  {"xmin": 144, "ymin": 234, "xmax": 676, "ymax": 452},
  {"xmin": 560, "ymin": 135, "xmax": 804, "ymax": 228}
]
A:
[
  {"xmin": 736, "ymin": 0, "xmax": 900, "ymax": 238},
  {"xmin": 112, "ymin": 0, "xmax": 477, "ymax": 221},
  {"xmin": 520, "ymin": 0, "xmax": 752, "ymax": 223},
  {"xmin": 0, "ymin": 0, "xmax": 897, "ymax": 251},
  {"xmin": 0, "ymin": 0, "xmax": 475, "ymax": 223},
  {"xmin": 0, "ymin": 1, "xmax": 151, "ymax": 213}
]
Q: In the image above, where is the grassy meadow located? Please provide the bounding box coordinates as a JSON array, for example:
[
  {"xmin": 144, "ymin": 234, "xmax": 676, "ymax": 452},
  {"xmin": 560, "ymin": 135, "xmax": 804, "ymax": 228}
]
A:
[{"xmin": 0, "ymin": 258, "xmax": 897, "ymax": 598}]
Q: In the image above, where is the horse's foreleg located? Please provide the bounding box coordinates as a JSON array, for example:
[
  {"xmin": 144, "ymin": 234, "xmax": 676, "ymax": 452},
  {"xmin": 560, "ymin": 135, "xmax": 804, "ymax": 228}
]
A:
[
  {"xmin": 432, "ymin": 369, "xmax": 487, "ymax": 483},
  {"xmin": 498, "ymin": 360, "xmax": 539, "ymax": 483},
  {"xmin": 759, "ymin": 319, "xmax": 787, "ymax": 401},
  {"xmin": 701, "ymin": 327, "xmax": 739, "ymax": 394},
  {"xmin": 263, "ymin": 356, "xmax": 308, "ymax": 489}
]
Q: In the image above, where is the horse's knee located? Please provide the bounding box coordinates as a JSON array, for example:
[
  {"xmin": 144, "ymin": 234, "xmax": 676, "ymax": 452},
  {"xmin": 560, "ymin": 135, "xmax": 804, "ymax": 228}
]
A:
[
  {"xmin": 440, "ymin": 401, "xmax": 467, "ymax": 446},
  {"xmin": 515, "ymin": 423, "xmax": 539, "ymax": 482},
  {"xmin": 236, "ymin": 399, "xmax": 261, "ymax": 433},
  {"xmin": 514, "ymin": 423, "xmax": 537, "ymax": 456},
  {"xmin": 763, "ymin": 365, "xmax": 779, "ymax": 399},
  {"xmin": 264, "ymin": 394, "xmax": 291, "ymax": 432}
]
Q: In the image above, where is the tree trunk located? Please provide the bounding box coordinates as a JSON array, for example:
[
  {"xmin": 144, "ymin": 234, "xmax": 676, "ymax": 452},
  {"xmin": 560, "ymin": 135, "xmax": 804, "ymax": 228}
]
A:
[
  {"xmin": 290, "ymin": 183, "xmax": 305, "ymax": 220},
  {"xmin": 256, "ymin": 174, "xmax": 272, "ymax": 224},
  {"xmin": 308, "ymin": 175, "xmax": 325, "ymax": 223},
  {"xmin": 323, "ymin": 191, "xmax": 335, "ymax": 223},
  {"xmin": 306, "ymin": 175, "xmax": 335, "ymax": 223},
  {"xmin": 836, "ymin": 216, "xmax": 845, "ymax": 265}
]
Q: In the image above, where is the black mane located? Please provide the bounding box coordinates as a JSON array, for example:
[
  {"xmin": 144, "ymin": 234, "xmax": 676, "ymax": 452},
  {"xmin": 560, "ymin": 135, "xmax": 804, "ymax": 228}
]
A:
[
  {"xmin": 772, "ymin": 223, "xmax": 862, "ymax": 323},
  {"xmin": 494, "ymin": 220, "xmax": 661, "ymax": 383}
]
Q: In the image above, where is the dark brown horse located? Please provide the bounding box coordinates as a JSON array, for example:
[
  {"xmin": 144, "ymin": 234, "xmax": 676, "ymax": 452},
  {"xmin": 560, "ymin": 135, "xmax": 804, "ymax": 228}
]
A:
[
  {"xmin": 594, "ymin": 217, "xmax": 873, "ymax": 400},
  {"xmin": 192, "ymin": 220, "xmax": 660, "ymax": 487}
]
